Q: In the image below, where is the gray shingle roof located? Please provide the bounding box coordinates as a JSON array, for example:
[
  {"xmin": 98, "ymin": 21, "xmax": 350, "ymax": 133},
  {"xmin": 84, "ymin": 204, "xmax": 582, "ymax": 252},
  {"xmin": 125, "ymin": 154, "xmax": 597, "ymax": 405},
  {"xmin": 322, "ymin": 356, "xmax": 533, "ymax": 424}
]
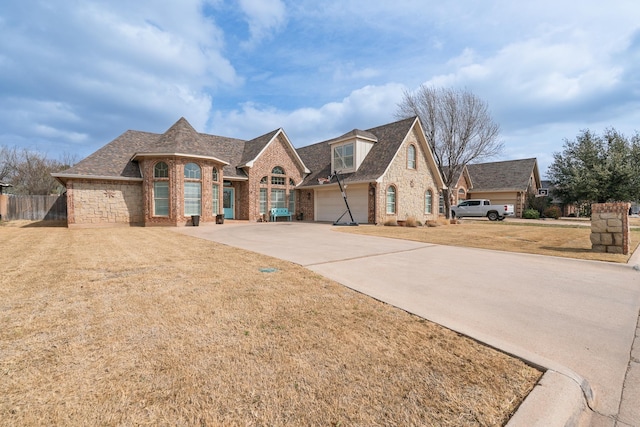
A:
[
  {"xmin": 466, "ymin": 158, "xmax": 538, "ymax": 192},
  {"xmin": 55, "ymin": 118, "xmax": 257, "ymax": 181},
  {"xmin": 298, "ymin": 117, "xmax": 417, "ymax": 186}
]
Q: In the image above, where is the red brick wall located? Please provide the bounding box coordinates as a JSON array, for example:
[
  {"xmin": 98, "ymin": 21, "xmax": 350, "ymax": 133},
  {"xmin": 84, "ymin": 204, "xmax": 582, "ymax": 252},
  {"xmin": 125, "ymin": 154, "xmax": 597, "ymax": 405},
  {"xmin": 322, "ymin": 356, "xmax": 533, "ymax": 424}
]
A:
[
  {"xmin": 245, "ymin": 133, "xmax": 306, "ymax": 221},
  {"xmin": 140, "ymin": 156, "xmax": 225, "ymax": 226}
]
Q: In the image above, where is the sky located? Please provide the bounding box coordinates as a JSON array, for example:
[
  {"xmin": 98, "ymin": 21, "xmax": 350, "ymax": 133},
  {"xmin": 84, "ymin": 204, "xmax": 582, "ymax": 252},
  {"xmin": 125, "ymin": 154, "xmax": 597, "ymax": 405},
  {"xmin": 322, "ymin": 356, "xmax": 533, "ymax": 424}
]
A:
[{"xmin": 1, "ymin": 0, "xmax": 639, "ymax": 177}]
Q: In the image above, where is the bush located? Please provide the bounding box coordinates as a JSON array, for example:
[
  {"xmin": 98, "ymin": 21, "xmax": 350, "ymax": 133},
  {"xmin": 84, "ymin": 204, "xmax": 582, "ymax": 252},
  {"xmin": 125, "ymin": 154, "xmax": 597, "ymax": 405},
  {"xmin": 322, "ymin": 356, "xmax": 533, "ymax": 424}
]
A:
[
  {"xmin": 384, "ymin": 219, "xmax": 398, "ymax": 226},
  {"xmin": 543, "ymin": 206, "xmax": 561, "ymax": 219},
  {"xmin": 523, "ymin": 209, "xmax": 540, "ymax": 219},
  {"xmin": 405, "ymin": 216, "xmax": 418, "ymax": 227}
]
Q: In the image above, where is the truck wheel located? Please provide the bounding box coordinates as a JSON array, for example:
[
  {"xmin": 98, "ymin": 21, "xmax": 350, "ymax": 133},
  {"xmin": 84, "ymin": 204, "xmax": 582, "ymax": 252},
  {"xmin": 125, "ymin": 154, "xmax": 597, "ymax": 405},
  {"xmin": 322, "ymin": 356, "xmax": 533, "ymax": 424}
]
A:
[{"xmin": 487, "ymin": 211, "xmax": 499, "ymax": 221}]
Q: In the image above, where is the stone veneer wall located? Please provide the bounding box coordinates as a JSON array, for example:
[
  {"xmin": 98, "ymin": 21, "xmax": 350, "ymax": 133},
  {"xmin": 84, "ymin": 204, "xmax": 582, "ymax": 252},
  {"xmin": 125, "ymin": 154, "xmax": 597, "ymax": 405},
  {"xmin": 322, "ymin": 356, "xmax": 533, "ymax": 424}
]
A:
[
  {"xmin": 377, "ymin": 126, "xmax": 439, "ymax": 224},
  {"xmin": 67, "ymin": 179, "xmax": 143, "ymax": 227},
  {"xmin": 590, "ymin": 202, "xmax": 630, "ymax": 255}
]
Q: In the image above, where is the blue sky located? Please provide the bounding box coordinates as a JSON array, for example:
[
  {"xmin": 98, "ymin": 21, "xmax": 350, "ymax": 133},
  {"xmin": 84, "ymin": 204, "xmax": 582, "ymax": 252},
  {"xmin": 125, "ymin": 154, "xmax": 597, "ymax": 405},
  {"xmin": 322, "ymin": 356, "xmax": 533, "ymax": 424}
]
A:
[{"xmin": 1, "ymin": 0, "xmax": 639, "ymax": 177}]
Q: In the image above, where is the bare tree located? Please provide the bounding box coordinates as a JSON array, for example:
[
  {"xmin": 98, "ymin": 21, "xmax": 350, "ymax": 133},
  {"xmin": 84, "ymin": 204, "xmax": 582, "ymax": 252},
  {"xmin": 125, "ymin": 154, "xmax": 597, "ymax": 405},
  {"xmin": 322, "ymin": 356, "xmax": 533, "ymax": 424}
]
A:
[
  {"xmin": 0, "ymin": 146, "xmax": 71, "ymax": 195},
  {"xmin": 0, "ymin": 145, "xmax": 18, "ymax": 183},
  {"xmin": 396, "ymin": 86, "xmax": 502, "ymax": 218}
]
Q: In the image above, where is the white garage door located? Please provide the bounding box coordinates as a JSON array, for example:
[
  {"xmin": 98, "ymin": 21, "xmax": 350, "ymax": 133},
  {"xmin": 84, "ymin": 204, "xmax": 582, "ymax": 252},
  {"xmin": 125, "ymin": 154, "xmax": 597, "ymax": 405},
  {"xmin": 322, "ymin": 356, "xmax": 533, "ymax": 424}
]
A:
[{"xmin": 315, "ymin": 184, "xmax": 369, "ymax": 224}]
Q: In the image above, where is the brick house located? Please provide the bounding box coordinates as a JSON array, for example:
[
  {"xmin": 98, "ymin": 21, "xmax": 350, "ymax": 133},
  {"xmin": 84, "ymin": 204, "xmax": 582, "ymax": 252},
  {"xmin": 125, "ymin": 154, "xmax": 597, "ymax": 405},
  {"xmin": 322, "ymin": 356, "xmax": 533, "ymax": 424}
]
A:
[
  {"xmin": 53, "ymin": 118, "xmax": 309, "ymax": 227},
  {"xmin": 53, "ymin": 116, "xmax": 445, "ymax": 227},
  {"xmin": 448, "ymin": 158, "xmax": 541, "ymax": 218}
]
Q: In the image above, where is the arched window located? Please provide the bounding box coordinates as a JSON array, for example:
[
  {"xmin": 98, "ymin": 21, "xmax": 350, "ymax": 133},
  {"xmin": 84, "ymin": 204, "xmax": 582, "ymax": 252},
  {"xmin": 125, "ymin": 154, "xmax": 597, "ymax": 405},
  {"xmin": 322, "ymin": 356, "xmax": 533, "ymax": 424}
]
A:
[
  {"xmin": 153, "ymin": 162, "xmax": 169, "ymax": 216},
  {"xmin": 260, "ymin": 176, "xmax": 268, "ymax": 184},
  {"xmin": 407, "ymin": 145, "xmax": 416, "ymax": 169},
  {"xmin": 386, "ymin": 185, "xmax": 396, "ymax": 214},
  {"xmin": 425, "ymin": 190, "xmax": 433, "ymax": 214},
  {"xmin": 154, "ymin": 161, "xmax": 168, "ymax": 178},
  {"xmin": 184, "ymin": 163, "xmax": 201, "ymax": 179},
  {"xmin": 212, "ymin": 167, "xmax": 219, "ymax": 182},
  {"xmin": 184, "ymin": 163, "xmax": 201, "ymax": 216},
  {"xmin": 271, "ymin": 166, "xmax": 285, "ymax": 185},
  {"xmin": 458, "ymin": 188, "xmax": 465, "ymax": 201}
]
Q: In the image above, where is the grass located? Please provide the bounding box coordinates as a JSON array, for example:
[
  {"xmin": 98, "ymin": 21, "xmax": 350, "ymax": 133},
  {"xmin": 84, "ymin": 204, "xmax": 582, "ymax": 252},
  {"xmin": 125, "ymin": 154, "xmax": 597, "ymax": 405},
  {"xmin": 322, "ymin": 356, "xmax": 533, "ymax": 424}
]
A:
[
  {"xmin": 0, "ymin": 225, "xmax": 540, "ymax": 426},
  {"xmin": 339, "ymin": 218, "xmax": 640, "ymax": 263}
]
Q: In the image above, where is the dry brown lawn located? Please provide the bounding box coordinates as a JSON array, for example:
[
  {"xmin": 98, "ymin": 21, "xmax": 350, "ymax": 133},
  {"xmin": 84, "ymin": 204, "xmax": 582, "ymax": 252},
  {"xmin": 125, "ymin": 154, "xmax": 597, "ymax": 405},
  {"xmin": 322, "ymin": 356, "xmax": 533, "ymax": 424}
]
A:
[
  {"xmin": 341, "ymin": 218, "xmax": 640, "ymax": 263},
  {"xmin": 0, "ymin": 223, "xmax": 540, "ymax": 426}
]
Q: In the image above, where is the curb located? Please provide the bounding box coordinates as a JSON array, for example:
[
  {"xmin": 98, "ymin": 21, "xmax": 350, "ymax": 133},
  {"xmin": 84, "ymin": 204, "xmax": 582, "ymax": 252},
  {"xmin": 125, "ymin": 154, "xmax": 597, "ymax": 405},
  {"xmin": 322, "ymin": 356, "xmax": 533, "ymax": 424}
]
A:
[{"xmin": 507, "ymin": 370, "xmax": 591, "ymax": 427}]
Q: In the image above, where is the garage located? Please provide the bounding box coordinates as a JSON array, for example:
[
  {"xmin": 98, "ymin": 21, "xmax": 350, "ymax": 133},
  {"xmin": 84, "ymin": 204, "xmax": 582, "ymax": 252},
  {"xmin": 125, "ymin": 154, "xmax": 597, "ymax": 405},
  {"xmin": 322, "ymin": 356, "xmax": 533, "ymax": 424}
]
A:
[{"xmin": 315, "ymin": 184, "xmax": 369, "ymax": 224}]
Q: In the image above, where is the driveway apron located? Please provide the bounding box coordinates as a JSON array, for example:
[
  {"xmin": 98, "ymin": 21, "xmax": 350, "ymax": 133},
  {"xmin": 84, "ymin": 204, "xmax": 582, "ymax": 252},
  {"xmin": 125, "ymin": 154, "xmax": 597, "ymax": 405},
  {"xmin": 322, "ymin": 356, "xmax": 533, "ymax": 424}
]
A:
[{"xmin": 175, "ymin": 221, "xmax": 640, "ymax": 422}]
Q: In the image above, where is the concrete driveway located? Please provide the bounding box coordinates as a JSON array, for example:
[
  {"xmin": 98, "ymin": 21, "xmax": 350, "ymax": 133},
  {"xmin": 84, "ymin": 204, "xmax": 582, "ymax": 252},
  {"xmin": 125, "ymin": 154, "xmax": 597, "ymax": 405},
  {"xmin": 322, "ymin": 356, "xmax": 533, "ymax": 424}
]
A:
[{"xmin": 175, "ymin": 221, "xmax": 640, "ymax": 426}]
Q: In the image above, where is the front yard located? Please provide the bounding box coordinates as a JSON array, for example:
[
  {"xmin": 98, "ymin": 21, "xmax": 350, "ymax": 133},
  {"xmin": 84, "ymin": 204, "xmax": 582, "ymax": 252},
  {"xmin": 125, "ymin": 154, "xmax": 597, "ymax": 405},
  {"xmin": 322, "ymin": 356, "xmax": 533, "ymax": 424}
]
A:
[
  {"xmin": 0, "ymin": 225, "xmax": 540, "ymax": 426},
  {"xmin": 340, "ymin": 218, "xmax": 640, "ymax": 263}
]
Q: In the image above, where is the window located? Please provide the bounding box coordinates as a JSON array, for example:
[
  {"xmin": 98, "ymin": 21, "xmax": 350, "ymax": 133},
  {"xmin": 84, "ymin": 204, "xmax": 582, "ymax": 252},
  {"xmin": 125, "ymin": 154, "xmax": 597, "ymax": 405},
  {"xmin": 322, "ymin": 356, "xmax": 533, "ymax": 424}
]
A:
[
  {"xmin": 184, "ymin": 163, "xmax": 201, "ymax": 216},
  {"xmin": 271, "ymin": 176, "xmax": 285, "ymax": 185},
  {"xmin": 260, "ymin": 176, "xmax": 267, "ymax": 184},
  {"xmin": 259, "ymin": 188, "xmax": 267, "ymax": 214},
  {"xmin": 271, "ymin": 166, "xmax": 285, "ymax": 185},
  {"xmin": 333, "ymin": 143, "xmax": 354, "ymax": 170},
  {"xmin": 184, "ymin": 182, "xmax": 201, "ymax": 215},
  {"xmin": 154, "ymin": 162, "xmax": 169, "ymax": 178},
  {"xmin": 271, "ymin": 189, "xmax": 286, "ymax": 208},
  {"xmin": 386, "ymin": 185, "xmax": 396, "ymax": 214},
  {"xmin": 288, "ymin": 190, "xmax": 295, "ymax": 214},
  {"xmin": 212, "ymin": 167, "xmax": 219, "ymax": 182},
  {"xmin": 425, "ymin": 190, "xmax": 433, "ymax": 214},
  {"xmin": 184, "ymin": 162, "xmax": 201, "ymax": 179},
  {"xmin": 212, "ymin": 184, "xmax": 219, "ymax": 214},
  {"xmin": 439, "ymin": 192, "xmax": 444, "ymax": 214},
  {"xmin": 153, "ymin": 182, "xmax": 169, "ymax": 216},
  {"xmin": 458, "ymin": 188, "xmax": 465, "ymax": 200},
  {"xmin": 289, "ymin": 178, "xmax": 295, "ymax": 186},
  {"xmin": 407, "ymin": 145, "xmax": 416, "ymax": 169},
  {"xmin": 153, "ymin": 162, "xmax": 169, "ymax": 216}
]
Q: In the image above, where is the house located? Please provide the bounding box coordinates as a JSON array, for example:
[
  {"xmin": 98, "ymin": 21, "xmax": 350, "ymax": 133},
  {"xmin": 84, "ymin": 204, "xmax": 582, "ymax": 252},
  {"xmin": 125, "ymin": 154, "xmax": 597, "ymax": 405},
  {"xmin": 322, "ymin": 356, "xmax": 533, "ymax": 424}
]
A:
[
  {"xmin": 52, "ymin": 116, "xmax": 445, "ymax": 227},
  {"xmin": 52, "ymin": 118, "xmax": 309, "ymax": 227},
  {"xmin": 540, "ymin": 180, "xmax": 577, "ymax": 217},
  {"xmin": 296, "ymin": 116, "xmax": 445, "ymax": 224},
  {"xmin": 463, "ymin": 158, "xmax": 541, "ymax": 218}
]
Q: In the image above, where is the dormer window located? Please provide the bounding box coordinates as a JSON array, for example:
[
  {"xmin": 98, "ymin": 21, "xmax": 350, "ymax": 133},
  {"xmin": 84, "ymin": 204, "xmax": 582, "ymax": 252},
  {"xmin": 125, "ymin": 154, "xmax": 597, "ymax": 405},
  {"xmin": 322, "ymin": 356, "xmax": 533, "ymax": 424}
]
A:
[{"xmin": 333, "ymin": 143, "xmax": 354, "ymax": 171}]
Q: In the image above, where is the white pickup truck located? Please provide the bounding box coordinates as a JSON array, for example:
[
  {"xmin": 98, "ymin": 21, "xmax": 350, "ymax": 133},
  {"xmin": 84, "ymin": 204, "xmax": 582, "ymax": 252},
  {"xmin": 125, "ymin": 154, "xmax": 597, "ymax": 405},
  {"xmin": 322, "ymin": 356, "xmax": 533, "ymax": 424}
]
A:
[{"xmin": 451, "ymin": 199, "xmax": 515, "ymax": 221}]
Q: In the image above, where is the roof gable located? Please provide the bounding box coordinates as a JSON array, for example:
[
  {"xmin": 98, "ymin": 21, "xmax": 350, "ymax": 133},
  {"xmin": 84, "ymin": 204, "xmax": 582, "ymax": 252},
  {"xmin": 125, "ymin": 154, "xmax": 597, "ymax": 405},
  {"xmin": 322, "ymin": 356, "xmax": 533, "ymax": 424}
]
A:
[{"xmin": 240, "ymin": 128, "xmax": 310, "ymax": 174}]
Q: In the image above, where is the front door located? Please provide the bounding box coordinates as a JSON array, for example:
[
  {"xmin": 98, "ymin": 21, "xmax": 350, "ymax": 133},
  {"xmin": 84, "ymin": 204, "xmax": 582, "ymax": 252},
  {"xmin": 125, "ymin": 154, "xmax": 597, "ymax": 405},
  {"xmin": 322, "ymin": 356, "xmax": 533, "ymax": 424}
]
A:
[{"xmin": 223, "ymin": 188, "xmax": 234, "ymax": 219}]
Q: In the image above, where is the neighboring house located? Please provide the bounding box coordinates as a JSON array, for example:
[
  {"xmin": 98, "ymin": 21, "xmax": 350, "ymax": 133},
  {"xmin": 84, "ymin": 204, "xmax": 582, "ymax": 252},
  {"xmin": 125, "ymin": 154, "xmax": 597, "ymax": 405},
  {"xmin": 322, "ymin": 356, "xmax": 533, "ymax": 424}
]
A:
[
  {"xmin": 443, "ymin": 166, "xmax": 473, "ymax": 208},
  {"xmin": 297, "ymin": 116, "xmax": 445, "ymax": 224},
  {"xmin": 464, "ymin": 158, "xmax": 541, "ymax": 218},
  {"xmin": 53, "ymin": 118, "xmax": 309, "ymax": 227},
  {"xmin": 539, "ymin": 180, "xmax": 577, "ymax": 217},
  {"xmin": 53, "ymin": 116, "xmax": 445, "ymax": 227}
]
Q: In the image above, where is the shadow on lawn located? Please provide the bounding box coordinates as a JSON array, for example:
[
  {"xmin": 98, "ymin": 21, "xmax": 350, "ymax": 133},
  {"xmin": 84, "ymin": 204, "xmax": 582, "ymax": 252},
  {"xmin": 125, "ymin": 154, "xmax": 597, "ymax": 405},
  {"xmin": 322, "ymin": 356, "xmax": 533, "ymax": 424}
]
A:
[{"xmin": 20, "ymin": 220, "xmax": 67, "ymax": 228}]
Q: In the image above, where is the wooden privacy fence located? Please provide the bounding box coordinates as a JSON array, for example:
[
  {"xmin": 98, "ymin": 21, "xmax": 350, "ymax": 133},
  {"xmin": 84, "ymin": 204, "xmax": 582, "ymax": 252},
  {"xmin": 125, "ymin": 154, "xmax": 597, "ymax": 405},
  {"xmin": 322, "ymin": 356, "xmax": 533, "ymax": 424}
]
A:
[{"xmin": 3, "ymin": 195, "xmax": 67, "ymax": 221}]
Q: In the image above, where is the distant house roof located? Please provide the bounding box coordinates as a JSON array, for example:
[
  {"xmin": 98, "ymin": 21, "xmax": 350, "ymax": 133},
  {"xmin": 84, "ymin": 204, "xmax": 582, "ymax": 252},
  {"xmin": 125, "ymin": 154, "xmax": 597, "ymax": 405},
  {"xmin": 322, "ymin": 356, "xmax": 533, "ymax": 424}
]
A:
[
  {"xmin": 466, "ymin": 158, "xmax": 540, "ymax": 192},
  {"xmin": 0, "ymin": 182, "xmax": 12, "ymax": 194},
  {"xmin": 298, "ymin": 116, "xmax": 427, "ymax": 187},
  {"xmin": 53, "ymin": 118, "xmax": 306, "ymax": 184}
]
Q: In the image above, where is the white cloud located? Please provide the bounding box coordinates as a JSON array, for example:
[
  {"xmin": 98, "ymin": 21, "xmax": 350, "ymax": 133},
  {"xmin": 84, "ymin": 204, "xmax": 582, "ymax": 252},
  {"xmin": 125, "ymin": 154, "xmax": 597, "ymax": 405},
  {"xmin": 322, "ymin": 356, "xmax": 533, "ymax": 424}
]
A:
[
  {"xmin": 238, "ymin": 0, "xmax": 287, "ymax": 48},
  {"xmin": 210, "ymin": 83, "xmax": 406, "ymax": 146}
]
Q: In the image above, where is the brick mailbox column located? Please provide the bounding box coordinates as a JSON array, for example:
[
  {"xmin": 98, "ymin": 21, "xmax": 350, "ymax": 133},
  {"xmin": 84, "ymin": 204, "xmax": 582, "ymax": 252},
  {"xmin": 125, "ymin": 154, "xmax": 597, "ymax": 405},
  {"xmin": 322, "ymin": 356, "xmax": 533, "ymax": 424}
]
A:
[{"xmin": 590, "ymin": 202, "xmax": 631, "ymax": 255}]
